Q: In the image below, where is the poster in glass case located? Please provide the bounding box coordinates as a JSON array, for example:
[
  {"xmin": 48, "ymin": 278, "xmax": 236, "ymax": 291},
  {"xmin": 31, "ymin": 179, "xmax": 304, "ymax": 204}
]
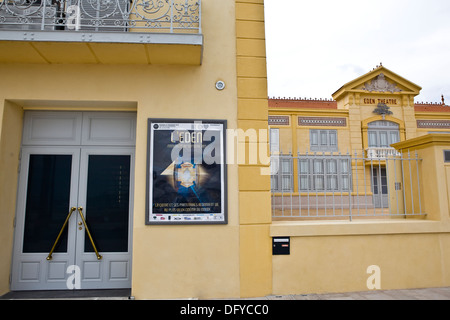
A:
[{"xmin": 146, "ymin": 119, "xmax": 227, "ymax": 225}]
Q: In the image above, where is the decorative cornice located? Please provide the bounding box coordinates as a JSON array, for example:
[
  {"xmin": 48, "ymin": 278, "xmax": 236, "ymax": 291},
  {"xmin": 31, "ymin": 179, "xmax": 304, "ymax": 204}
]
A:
[
  {"xmin": 392, "ymin": 133, "xmax": 450, "ymax": 151},
  {"xmin": 298, "ymin": 117, "xmax": 347, "ymax": 127}
]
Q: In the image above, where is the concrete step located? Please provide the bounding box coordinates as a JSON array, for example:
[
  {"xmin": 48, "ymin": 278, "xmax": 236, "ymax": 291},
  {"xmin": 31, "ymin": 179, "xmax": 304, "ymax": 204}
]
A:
[{"xmin": 0, "ymin": 289, "xmax": 132, "ymax": 300}]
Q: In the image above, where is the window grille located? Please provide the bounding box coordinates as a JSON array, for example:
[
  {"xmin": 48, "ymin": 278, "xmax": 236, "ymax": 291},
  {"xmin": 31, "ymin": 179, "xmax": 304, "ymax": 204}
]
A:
[
  {"xmin": 271, "ymin": 155, "xmax": 293, "ymax": 192},
  {"xmin": 299, "ymin": 155, "xmax": 351, "ymax": 192}
]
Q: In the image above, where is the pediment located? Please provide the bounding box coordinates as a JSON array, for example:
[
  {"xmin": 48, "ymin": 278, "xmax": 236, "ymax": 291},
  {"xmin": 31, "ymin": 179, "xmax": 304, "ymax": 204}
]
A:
[
  {"xmin": 358, "ymin": 73, "xmax": 403, "ymax": 93},
  {"xmin": 332, "ymin": 65, "xmax": 422, "ymax": 101}
]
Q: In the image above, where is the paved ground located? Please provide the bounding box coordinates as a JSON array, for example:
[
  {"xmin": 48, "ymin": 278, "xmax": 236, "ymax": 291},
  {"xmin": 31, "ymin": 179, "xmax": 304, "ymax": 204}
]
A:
[
  {"xmin": 260, "ymin": 287, "xmax": 450, "ymax": 300},
  {"xmin": 2, "ymin": 287, "xmax": 450, "ymax": 300}
]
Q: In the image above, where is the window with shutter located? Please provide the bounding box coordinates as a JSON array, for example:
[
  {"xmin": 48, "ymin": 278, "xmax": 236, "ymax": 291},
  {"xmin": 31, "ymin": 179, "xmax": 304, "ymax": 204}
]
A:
[{"xmin": 310, "ymin": 130, "xmax": 338, "ymax": 152}]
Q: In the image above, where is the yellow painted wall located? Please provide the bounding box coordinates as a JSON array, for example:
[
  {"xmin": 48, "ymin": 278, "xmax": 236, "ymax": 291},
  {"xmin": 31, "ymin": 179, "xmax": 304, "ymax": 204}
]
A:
[
  {"xmin": 236, "ymin": 0, "xmax": 272, "ymax": 298},
  {"xmin": 0, "ymin": 101, "xmax": 23, "ymax": 295},
  {"xmin": 0, "ymin": 0, "xmax": 244, "ymax": 299},
  {"xmin": 272, "ymin": 231, "xmax": 450, "ymax": 294},
  {"xmin": 340, "ymin": 95, "xmax": 415, "ymax": 153},
  {"xmin": 393, "ymin": 134, "xmax": 450, "ymax": 222},
  {"xmin": 268, "ymin": 112, "xmax": 351, "ymax": 155},
  {"xmin": 415, "ymin": 112, "xmax": 450, "ymax": 138}
]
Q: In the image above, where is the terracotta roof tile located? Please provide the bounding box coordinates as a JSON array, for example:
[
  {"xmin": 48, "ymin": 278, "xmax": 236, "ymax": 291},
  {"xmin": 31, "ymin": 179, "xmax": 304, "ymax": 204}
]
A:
[
  {"xmin": 269, "ymin": 98, "xmax": 450, "ymax": 112},
  {"xmin": 414, "ymin": 103, "xmax": 450, "ymax": 112},
  {"xmin": 269, "ymin": 98, "xmax": 337, "ymax": 109}
]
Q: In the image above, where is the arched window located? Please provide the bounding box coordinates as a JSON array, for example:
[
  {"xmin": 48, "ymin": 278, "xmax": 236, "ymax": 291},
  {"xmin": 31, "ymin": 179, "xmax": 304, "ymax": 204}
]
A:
[{"xmin": 367, "ymin": 120, "xmax": 400, "ymax": 148}]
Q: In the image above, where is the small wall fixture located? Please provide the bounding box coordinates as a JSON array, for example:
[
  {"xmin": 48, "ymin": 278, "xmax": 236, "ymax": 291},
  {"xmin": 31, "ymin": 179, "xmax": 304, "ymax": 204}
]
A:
[
  {"xmin": 272, "ymin": 237, "xmax": 290, "ymax": 255},
  {"xmin": 215, "ymin": 80, "xmax": 226, "ymax": 91}
]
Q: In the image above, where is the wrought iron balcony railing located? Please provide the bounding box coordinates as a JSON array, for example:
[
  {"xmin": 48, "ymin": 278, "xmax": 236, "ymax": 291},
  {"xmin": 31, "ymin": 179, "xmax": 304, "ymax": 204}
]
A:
[
  {"xmin": 366, "ymin": 147, "xmax": 402, "ymax": 160},
  {"xmin": 0, "ymin": 0, "xmax": 201, "ymax": 33}
]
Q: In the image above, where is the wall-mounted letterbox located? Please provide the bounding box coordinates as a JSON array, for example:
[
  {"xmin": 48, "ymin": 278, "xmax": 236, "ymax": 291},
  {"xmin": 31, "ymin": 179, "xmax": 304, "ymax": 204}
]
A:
[{"xmin": 273, "ymin": 237, "xmax": 290, "ymax": 255}]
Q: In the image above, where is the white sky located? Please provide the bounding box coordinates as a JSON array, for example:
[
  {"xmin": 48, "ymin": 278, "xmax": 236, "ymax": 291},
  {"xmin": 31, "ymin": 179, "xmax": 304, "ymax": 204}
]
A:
[{"xmin": 264, "ymin": 0, "xmax": 450, "ymax": 103}]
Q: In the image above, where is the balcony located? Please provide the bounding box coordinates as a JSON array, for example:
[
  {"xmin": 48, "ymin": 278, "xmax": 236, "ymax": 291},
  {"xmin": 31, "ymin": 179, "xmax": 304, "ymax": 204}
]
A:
[
  {"xmin": 0, "ymin": 0, "xmax": 203, "ymax": 64},
  {"xmin": 366, "ymin": 147, "xmax": 401, "ymax": 160}
]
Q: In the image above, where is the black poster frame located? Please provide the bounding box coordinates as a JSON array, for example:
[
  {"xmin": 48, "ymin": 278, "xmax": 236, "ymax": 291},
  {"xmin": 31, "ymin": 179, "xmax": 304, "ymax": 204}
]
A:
[{"xmin": 146, "ymin": 118, "xmax": 228, "ymax": 225}]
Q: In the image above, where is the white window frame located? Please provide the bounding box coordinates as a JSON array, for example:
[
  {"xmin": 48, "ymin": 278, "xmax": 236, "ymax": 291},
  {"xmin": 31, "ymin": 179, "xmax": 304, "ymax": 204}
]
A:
[
  {"xmin": 269, "ymin": 128, "xmax": 280, "ymax": 154},
  {"xmin": 269, "ymin": 128, "xmax": 294, "ymax": 192},
  {"xmin": 367, "ymin": 121, "xmax": 400, "ymax": 148},
  {"xmin": 310, "ymin": 129, "xmax": 338, "ymax": 152}
]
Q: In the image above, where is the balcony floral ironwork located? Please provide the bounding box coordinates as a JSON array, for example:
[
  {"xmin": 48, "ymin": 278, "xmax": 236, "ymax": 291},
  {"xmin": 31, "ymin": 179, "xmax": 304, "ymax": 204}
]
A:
[{"xmin": 0, "ymin": 0, "xmax": 201, "ymax": 33}]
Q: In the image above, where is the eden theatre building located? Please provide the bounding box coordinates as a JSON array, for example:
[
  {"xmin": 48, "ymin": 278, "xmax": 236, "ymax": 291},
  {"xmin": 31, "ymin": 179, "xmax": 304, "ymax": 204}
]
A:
[{"xmin": 2, "ymin": 0, "xmax": 450, "ymax": 299}]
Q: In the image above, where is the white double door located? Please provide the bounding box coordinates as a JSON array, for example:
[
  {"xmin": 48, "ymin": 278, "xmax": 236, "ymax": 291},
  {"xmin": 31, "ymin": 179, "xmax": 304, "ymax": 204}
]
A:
[{"xmin": 11, "ymin": 111, "xmax": 135, "ymax": 291}]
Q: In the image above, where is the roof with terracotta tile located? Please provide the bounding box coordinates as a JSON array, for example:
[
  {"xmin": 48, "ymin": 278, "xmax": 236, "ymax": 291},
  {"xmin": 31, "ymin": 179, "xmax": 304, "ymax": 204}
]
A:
[
  {"xmin": 414, "ymin": 102, "xmax": 450, "ymax": 112},
  {"xmin": 269, "ymin": 97, "xmax": 450, "ymax": 112},
  {"xmin": 269, "ymin": 98, "xmax": 337, "ymax": 109}
]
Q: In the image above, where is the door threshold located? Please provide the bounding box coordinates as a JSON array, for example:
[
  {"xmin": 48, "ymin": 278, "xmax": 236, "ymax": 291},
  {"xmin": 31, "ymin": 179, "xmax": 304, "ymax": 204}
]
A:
[{"xmin": 0, "ymin": 289, "xmax": 132, "ymax": 300}]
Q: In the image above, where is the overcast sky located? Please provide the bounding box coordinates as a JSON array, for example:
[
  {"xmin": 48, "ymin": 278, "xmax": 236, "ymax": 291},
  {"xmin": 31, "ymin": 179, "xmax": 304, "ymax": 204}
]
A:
[{"xmin": 264, "ymin": 0, "xmax": 450, "ymax": 103}]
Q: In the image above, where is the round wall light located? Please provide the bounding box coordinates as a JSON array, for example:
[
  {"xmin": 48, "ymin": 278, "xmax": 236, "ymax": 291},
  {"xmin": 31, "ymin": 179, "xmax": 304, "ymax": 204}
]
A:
[{"xmin": 215, "ymin": 80, "xmax": 226, "ymax": 91}]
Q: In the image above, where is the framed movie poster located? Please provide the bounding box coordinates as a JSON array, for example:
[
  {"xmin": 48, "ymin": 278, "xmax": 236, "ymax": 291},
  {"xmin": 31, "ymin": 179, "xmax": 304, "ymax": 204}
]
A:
[{"xmin": 146, "ymin": 119, "xmax": 227, "ymax": 225}]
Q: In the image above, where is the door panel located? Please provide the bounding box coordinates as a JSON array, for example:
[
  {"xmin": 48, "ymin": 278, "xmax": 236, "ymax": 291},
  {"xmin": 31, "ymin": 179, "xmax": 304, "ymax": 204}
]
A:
[
  {"xmin": 23, "ymin": 155, "xmax": 73, "ymax": 253},
  {"xmin": 75, "ymin": 148, "xmax": 134, "ymax": 289},
  {"xmin": 372, "ymin": 168, "xmax": 388, "ymax": 208},
  {"xmin": 84, "ymin": 155, "xmax": 130, "ymax": 253},
  {"xmin": 11, "ymin": 148, "xmax": 80, "ymax": 291},
  {"xmin": 22, "ymin": 112, "xmax": 83, "ymax": 146},
  {"xmin": 81, "ymin": 112, "xmax": 136, "ymax": 146}
]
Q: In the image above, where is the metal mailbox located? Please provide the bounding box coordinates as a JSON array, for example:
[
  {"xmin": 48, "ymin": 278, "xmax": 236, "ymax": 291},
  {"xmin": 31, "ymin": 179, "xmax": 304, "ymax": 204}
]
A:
[{"xmin": 272, "ymin": 237, "xmax": 290, "ymax": 255}]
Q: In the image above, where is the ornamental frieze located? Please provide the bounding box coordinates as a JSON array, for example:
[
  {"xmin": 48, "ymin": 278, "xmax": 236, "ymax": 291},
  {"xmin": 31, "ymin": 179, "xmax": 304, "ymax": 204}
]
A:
[
  {"xmin": 268, "ymin": 116, "xmax": 290, "ymax": 126},
  {"xmin": 416, "ymin": 120, "xmax": 450, "ymax": 129},
  {"xmin": 298, "ymin": 117, "xmax": 347, "ymax": 127}
]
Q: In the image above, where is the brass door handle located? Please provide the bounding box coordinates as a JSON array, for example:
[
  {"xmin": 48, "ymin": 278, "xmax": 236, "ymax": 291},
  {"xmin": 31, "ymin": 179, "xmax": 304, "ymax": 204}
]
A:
[
  {"xmin": 47, "ymin": 207, "xmax": 77, "ymax": 261},
  {"xmin": 77, "ymin": 207, "xmax": 102, "ymax": 260},
  {"xmin": 46, "ymin": 207, "xmax": 103, "ymax": 261}
]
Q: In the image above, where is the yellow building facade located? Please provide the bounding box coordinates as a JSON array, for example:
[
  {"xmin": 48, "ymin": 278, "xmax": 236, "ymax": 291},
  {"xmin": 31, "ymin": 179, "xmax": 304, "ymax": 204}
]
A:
[
  {"xmin": 269, "ymin": 65, "xmax": 450, "ymax": 159},
  {"xmin": 268, "ymin": 66, "xmax": 450, "ymax": 295},
  {"xmin": 1, "ymin": 0, "xmax": 450, "ymax": 300},
  {"xmin": 268, "ymin": 66, "xmax": 450, "ymax": 219},
  {"xmin": 0, "ymin": 0, "xmax": 271, "ymax": 299}
]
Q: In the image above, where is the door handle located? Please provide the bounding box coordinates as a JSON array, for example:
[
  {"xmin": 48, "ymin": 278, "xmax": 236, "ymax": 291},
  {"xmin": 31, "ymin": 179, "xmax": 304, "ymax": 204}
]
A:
[
  {"xmin": 47, "ymin": 207, "xmax": 77, "ymax": 261},
  {"xmin": 77, "ymin": 207, "xmax": 102, "ymax": 260}
]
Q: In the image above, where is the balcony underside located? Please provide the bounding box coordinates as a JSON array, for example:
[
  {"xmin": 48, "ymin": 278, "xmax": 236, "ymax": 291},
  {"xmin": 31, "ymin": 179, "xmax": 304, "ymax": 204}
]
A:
[{"xmin": 0, "ymin": 31, "xmax": 203, "ymax": 64}]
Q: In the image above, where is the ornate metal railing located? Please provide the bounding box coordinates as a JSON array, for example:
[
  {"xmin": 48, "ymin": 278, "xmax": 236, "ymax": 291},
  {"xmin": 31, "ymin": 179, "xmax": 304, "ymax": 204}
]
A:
[
  {"xmin": 0, "ymin": 0, "xmax": 201, "ymax": 33},
  {"xmin": 271, "ymin": 151, "xmax": 425, "ymax": 221},
  {"xmin": 366, "ymin": 147, "xmax": 401, "ymax": 160}
]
